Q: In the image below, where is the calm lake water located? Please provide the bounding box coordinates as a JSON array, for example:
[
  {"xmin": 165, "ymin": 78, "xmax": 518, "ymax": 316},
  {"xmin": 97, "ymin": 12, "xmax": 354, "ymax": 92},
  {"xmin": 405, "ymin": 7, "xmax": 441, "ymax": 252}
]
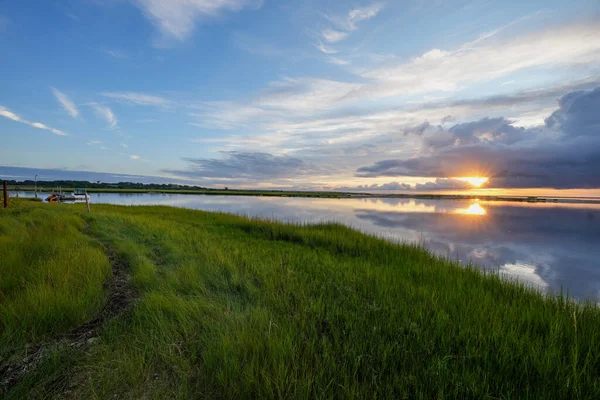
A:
[{"xmin": 16, "ymin": 191, "xmax": 600, "ymax": 302}]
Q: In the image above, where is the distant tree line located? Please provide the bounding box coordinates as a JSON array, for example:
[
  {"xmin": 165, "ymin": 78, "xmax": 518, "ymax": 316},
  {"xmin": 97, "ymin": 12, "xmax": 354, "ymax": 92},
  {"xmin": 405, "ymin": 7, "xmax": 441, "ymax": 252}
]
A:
[{"xmin": 7, "ymin": 180, "xmax": 209, "ymax": 191}]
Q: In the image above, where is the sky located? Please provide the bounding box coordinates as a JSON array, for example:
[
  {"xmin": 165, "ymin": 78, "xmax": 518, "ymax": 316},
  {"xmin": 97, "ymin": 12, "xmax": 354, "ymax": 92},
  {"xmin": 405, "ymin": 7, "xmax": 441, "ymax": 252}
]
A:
[{"xmin": 1, "ymin": 0, "xmax": 599, "ymax": 195}]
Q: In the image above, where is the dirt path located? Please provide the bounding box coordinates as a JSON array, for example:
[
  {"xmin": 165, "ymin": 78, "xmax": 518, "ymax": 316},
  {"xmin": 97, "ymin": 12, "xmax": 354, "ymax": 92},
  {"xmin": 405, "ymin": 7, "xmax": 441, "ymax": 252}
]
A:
[{"xmin": 0, "ymin": 246, "xmax": 137, "ymax": 394}]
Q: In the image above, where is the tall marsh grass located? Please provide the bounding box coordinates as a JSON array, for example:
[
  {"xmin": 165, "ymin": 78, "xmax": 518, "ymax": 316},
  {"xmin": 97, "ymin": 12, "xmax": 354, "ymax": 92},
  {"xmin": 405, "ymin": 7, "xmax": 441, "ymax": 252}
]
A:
[
  {"xmin": 2, "ymin": 202, "xmax": 600, "ymax": 398},
  {"xmin": 0, "ymin": 201, "xmax": 110, "ymax": 358}
]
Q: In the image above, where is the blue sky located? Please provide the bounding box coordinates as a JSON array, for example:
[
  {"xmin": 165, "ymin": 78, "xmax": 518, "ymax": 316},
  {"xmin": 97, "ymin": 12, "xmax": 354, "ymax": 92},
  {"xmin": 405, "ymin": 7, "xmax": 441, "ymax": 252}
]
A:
[{"xmin": 1, "ymin": 0, "xmax": 599, "ymax": 193}]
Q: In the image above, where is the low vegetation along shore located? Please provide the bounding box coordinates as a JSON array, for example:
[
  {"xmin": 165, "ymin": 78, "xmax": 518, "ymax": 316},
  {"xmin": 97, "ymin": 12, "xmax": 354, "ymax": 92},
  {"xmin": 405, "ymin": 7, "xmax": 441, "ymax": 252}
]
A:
[
  {"xmin": 11, "ymin": 179, "xmax": 600, "ymax": 203},
  {"xmin": 1, "ymin": 198, "xmax": 600, "ymax": 398}
]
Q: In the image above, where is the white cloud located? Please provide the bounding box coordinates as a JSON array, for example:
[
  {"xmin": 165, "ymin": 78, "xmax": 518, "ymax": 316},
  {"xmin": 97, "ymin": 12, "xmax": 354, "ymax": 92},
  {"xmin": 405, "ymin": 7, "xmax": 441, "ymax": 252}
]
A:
[
  {"xmin": 328, "ymin": 56, "xmax": 350, "ymax": 66},
  {"xmin": 0, "ymin": 107, "xmax": 20, "ymax": 122},
  {"xmin": 91, "ymin": 103, "xmax": 117, "ymax": 129},
  {"xmin": 189, "ymin": 78, "xmax": 362, "ymax": 129},
  {"xmin": 360, "ymin": 20, "xmax": 600, "ymax": 98},
  {"xmin": 344, "ymin": 3, "xmax": 384, "ymax": 30},
  {"xmin": 255, "ymin": 77, "xmax": 361, "ymax": 113},
  {"xmin": 87, "ymin": 140, "xmax": 103, "ymax": 145},
  {"xmin": 132, "ymin": 0, "xmax": 262, "ymax": 42},
  {"xmin": 120, "ymin": 143, "xmax": 128, "ymax": 148},
  {"xmin": 101, "ymin": 91, "xmax": 171, "ymax": 107},
  {"xmin": 130, "ymin": 155, "xmax": 141, "ymax": 160},
  {"xmin": 223, "ymin": 19, "xmax": 600, "ymax": 123},
  {"xmin": 191, "ymin": 78, "xmax": 600, "ymax": 175},
  {"xmin": 326, "ymin": 3, "xmax": 383, "ymax": 32},
  {"xmin": 322, "ymin": 28, "xmax": 348, "ymax": 43},
  {"xmin": 100, "ymin": 146, "xmax": 110, "ymax": 150},
  {"xmin": 0, "ymin": 105, "xmax": 68, "ymax": 136},
  {"xmin": 104, "ymin": 49, "xmax": 129, "ymax": 59},
  {"xmin": 315, "ymin": 3, "xmax": 383, "ymax": 53},
  {"xmin": 51, "ymin": 87, "xmax": 78, "ymax": 118},
  {"xmin": 316, "ymin": 42, "xmax": 338, "ymax": 54}
]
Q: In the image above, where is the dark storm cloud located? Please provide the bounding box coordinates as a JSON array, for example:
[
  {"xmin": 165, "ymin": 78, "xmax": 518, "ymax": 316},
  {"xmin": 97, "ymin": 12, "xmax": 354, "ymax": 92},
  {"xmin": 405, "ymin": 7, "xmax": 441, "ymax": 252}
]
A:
[
  {"xmin": 337, "ymin": 178, "xmax": 472, "ymax": 191},
  {"xmin": 163, "ymin": 151, "xmax": 322, "ymax": 181},
  {"xmin": 356, "ymin": 86, "xmax": 600, "ymax": 189},
  {"xmin": 423, "ymin": 117, "xmax": 529, "ymax": 149},
  {"xmin": 405, "ymin": 121, "xmax": 431, "ymax": 136},
  {"xmin": 545, "ymin": 87, "xmax": 600, "ymax": 137},
  {"xmin": 337, "ymin": 182, "xmax": 413, "ymax": 191},
  {"xmin": 449, "ymin": 117, "xmax": 527, "ymax": 145},
  {"xmin": 415, "ymin": 178, "xmax": 473, "ymax": 191}
]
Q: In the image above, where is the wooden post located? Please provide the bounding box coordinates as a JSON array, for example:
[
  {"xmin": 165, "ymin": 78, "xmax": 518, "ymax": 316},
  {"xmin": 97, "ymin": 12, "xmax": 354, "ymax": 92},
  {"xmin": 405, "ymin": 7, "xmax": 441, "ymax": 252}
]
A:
[
  {"xmin": 85, "ymin": 191, "xmax": 91, "ymax": 213},
  {"xmin": 3, "ymin": 181, "xmax": 7, "ymax": 208}
]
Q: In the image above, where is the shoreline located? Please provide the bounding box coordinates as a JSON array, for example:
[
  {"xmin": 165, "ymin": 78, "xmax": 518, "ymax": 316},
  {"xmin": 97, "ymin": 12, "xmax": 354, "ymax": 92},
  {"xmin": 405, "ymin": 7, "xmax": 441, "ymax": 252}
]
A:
[{"xmin": 11, "ymin": 186, "xmax": 600, "ymax": 204}]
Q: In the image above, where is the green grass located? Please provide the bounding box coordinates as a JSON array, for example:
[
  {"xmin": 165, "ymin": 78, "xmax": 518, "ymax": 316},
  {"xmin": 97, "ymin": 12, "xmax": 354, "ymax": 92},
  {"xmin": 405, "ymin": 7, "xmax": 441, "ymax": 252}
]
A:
[
  {"xmin": 0, "ymin": 199, "xmax": 110, "ymax": 353},
  {"xmin": 1, "ymin": 201, "xmax": 600, "ymax": 398}
]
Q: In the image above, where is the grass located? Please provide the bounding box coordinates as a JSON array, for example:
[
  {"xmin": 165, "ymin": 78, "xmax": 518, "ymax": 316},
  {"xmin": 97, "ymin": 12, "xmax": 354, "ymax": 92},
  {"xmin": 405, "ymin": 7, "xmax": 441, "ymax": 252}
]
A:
[
  {"xmin": 0, "ymin": 198, "xmax": 110, "ymax": 358},
  {"xmin": 1, "ymin": 201, "xmax": 600, "ymax": 398}
]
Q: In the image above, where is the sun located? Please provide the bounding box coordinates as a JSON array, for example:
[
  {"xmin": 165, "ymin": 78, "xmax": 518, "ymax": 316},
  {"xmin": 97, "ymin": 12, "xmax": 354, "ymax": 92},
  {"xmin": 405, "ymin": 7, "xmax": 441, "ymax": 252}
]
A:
[{"xmin": 456, "ymin": 177, "xmax": 489, "ymax": 187}]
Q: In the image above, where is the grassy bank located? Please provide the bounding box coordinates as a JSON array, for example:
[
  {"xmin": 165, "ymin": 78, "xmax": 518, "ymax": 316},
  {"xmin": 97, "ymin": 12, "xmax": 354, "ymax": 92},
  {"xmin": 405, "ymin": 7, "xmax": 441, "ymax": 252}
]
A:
[{"xmin": 1, "ymin": 201, "xmax": 600, "ymax": 398}]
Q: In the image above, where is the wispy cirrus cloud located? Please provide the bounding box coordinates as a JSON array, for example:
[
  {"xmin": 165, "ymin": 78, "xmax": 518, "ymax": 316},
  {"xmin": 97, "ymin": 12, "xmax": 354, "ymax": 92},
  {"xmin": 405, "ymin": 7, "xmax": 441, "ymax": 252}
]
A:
[
  {"xmin": 103, "ymin": 49, "xmax": 129, "ymax": 59},
  {"xmin": 330, "ymin": 3, "xmax": 384, "ymax": 31},
  {"xmin": 128, "ymin": 154, "xmax": 151, "ymax": 162},
  {"xmin": 87, "ymin": 140, "xmax": 111, "ymax": 151},
  {"xmin": 100, "ymin": 91, "xmax": 172, "ymax": 107},
  {"xmin": 132, "ymin": 0, "xmax": 263, "ymax": 43},
  {"xmin": 51, "ymin": 87, "xmax": 78, "ymax": 118},
  {"xmin": 328, "ymin": 56, "xmax": 350, "ymax": 66},
  {"xmin": 0, "ymin": 105, "xmax": 68, "ymax": 136},
  {"xmin": 315, "ymin": 42, "xmax": 338, "ymax": 55},
  {"xmin": 319, "ymin": 3, "xmax": 383, "ymax": 46},
  {"xmin": 90, "ymin": 103, "xmax": 117, "ymax": 129},
  {"xmin": 358, "ymin": 19, "xmax": 600, "ymax": 98},
  {"xmin": 321, "ymin": 28, "xmax": 348, "ymax": 43}
]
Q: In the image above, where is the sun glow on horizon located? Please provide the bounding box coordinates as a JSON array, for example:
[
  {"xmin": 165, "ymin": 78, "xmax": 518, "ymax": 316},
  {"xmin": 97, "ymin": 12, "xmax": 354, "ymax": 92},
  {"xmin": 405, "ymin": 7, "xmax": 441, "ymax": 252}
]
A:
[{"xmin": 457, "ymin": 177, "xmax": 489, "ymax": 187}]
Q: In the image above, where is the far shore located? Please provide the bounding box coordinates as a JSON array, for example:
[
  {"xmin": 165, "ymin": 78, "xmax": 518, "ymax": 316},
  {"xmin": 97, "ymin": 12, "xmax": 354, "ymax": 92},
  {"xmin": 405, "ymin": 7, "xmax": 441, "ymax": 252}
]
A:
[{"xmin": 10, "ymin": 185, "xmax": 600, "ymax": 204}]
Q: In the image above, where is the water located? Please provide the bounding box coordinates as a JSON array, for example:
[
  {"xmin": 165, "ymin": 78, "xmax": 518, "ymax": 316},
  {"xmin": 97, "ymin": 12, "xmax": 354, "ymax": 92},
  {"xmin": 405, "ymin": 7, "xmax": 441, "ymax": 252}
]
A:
[{"xmin": 15, "ymin": 191, "xmax": 600, "ymax": 301}]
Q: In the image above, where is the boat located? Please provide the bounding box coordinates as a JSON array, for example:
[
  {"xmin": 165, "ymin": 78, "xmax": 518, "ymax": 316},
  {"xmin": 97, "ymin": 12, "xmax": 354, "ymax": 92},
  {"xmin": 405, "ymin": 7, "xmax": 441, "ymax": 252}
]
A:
[{"xmin": 46, "ymin": 189, "xmax": 90, "ymax": 203}]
